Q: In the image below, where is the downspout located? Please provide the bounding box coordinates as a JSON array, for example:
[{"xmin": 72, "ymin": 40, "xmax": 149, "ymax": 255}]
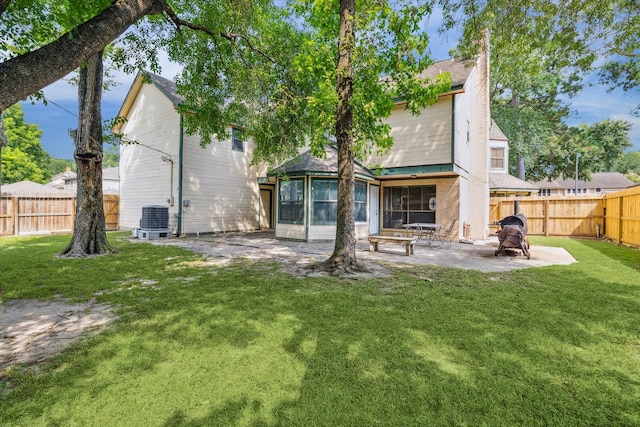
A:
[
  {"xmin": 177, "ymin": 114, "xmax": 184, "ymax": 236},
  {"xmin": 450, "ymin": 95, "xmax": 456, "ymax": 164}
]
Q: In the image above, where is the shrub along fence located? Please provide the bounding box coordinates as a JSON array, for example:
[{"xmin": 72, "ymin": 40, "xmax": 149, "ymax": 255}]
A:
[
  {"xmin": 490, "ymin": 185, "xmax": 639, "ymax": 247},
  {"xmin": 0, "ymin": 193, "xmax": 119, "ymax": 236}
]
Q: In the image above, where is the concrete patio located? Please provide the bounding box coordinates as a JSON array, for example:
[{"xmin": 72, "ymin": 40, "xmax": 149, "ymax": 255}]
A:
[{"xmin": 160, "ymin": 231, "xmax": 577, "ymax": 273}]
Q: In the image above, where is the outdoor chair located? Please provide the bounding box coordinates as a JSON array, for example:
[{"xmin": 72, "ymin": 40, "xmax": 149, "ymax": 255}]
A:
[{"xmin": 433, "ymin": 219, "xmax": 457, "ymax": 249}]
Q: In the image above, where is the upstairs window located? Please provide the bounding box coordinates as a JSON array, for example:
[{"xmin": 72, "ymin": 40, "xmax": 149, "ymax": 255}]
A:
[
  {"xmin": 232, "ymin": 127, "xmax": 244, "ymax": 152},
  {"xmin": 490, "ymin": 147, "xmax": 505, "ymax": 170}
]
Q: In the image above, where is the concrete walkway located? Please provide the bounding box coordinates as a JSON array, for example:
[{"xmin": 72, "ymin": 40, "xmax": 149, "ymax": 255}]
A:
[{"xmin": 185, "ymin": 231, "xmax": 576, "ymax": 273}]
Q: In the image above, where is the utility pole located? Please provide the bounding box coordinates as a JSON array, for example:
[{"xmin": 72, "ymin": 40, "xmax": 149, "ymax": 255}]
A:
[{"xmin": 574, "ymin": 153, "xmax": 580, "ymax": 195}]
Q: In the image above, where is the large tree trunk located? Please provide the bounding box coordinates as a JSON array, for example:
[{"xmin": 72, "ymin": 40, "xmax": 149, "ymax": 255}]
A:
[
  {"xmin": 60, "ymin": 52, "xmax": 112, "ymax": 257},
  {"xmin": 0, "ymin": 0, "xmax": 167, "ymax": 110},
  {"xmin": 0, "ymin": 0, "xmax": 10, "ymax": 16},
  {"xmin": 322, "ymin": 0, "xmax": 362, "ymax": 274}
]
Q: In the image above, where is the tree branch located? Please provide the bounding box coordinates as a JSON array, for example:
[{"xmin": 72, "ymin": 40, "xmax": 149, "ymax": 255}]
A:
[
  {"xmin": 0, "ymin": 0, "xmax": 10, "ymax": 16},
  {"xmin": 0, "ymin": 0, "xmax": 168, "ymax": 110},
  {"xmin": 162, "ymin": 6, "xmax": 277, "ymax": 65}
]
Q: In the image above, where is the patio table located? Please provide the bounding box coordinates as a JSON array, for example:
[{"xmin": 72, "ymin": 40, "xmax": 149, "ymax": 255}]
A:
[{"xmin": 403, "ymin": 223, "xmax": 442, "ymax": 248}]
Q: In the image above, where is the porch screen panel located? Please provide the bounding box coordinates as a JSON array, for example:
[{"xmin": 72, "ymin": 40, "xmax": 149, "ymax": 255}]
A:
[
  {"xmin": 279, "ymin": 179, "xmax": 304, "ymax": 224},
  {"xmin": 383, "ymin": 185, "xmax": 436, "ymax": 228}
]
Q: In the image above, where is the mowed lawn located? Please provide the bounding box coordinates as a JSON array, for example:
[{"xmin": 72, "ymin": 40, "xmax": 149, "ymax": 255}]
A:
[{"xmin": 1, "ymin": 233, "xmax": 639, "ymax": 426}]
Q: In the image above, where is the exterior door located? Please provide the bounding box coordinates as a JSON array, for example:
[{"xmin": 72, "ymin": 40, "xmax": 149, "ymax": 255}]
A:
[
  {"xmin": 259, "ymin": 188, "xmax": 273, "ymax": 229},
  {"xmin": 369, "ymin": 185, "xmax": 380, "ymax": 235}
]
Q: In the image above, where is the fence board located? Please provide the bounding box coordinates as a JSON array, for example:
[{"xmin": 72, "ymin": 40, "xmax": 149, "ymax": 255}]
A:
[
  {"xmin": 489, "ymin": 196, "xmax": 604, "ymax": 237},
  {"xmin": 0, "ymin": 194, "xmax": 119, "ymax": 236},
  {"xmin": 603, "ymin": 186, "xmax": 640, "ymax": 247}
]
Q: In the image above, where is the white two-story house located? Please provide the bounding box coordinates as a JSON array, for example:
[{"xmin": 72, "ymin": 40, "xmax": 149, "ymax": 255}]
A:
[{"xmin": 115, "ymin": 37, "xmax": 497, "ymax": 242}]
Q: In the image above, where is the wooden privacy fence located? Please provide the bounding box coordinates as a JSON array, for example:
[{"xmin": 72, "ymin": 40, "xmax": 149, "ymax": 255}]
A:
[
  {"xmin": 603, "ymin": 186, "xmax": 640, "ymax": 248},
  {"xmin": 490, "ymin": 185, "xmax": 640, "ymax": 247},
  {"xmin": 0, "ymin": 194, "xmax": 119, "ymax": 236}
]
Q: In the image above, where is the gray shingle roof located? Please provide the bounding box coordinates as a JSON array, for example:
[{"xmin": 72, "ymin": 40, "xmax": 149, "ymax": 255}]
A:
[
  {"xmin": 268, "ymin": 146, "xmax": 375, "ymax": 179},
  {"xmin": 489, "ymin": 173, "xmax": 538, "ymax": 192},
  {"xmin": 416, "ymin": 58, "xmax": 475, "ymax": 89},
  {"xmin": 102, "ymin": 167, "xmax": 119, "ymax": 180},
  {"xmin": 1, "ymin": 181, "xmax": 74, "ymax": 196},
  {"xmin": 533, "ymin": 172, "xmax": 633, "ymax": 190},
  {"xmin": 144, "ymin": 71, "xmax": 183, "ymax": 107}
]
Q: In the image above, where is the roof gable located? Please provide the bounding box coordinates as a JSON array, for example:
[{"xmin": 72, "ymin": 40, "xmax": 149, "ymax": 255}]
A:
[
  {"xmin": 489, "ymin": 120, "xmax": 509, "ymax": 141},
  {"xmin": 113, "ymin": 71, "xmax": 182, "ymax": 133}
]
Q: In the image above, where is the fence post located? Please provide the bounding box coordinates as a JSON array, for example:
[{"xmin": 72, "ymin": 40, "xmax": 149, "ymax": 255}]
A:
[
  {"xmin": 12, "ymin": 196, "xmax": 18, "ymax": 236},
  {"xmin": 71, "ymin": 197, "xmax": 76, "ymax": 232},
  {"xmin": 618, "ymin": 195, "xmax": 623, "ymax": 245},
  {"xmin": 544, "ymin": 199, "xmax": 550, "ymax": 236}
]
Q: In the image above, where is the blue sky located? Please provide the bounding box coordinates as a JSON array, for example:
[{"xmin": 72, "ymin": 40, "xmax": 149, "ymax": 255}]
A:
[{"xmin": 19, "ymin": 32, "xmax": 640, "ymax": 162}]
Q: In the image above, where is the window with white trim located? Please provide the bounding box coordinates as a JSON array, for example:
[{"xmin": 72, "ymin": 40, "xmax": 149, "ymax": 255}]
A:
[
  {"xmin": 490, "ymin": 147, "xmax": 505, "ymax": 170},
  {"xmin": 232, "ymin": 127, "xmax": 244, "ymax": 152}
]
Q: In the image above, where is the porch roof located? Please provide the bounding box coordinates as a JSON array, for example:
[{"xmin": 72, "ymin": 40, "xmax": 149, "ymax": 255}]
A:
[
  {"xmin": 268, "ymin": 146, "xmax": 376, "ymax": 180},
  {"xmin": 489, "ymin": 173, "xmax": 538, "ymax": 196}
]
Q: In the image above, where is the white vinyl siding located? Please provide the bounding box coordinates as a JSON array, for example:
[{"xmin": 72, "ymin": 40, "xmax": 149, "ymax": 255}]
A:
[
  {"xmin": 119, "ymin": 80, "xmax": 266, "ymax": 235},
  {"xmin": 180, "ymin": 131, "xmax": 262, "ymax": 234},
  {"xmin": 369, "ymin": 98, "xmax": 452, "ymax": 168},
  {"xmin": 119, "ymin": 83, "xmax": 180, "ymax": 231}
]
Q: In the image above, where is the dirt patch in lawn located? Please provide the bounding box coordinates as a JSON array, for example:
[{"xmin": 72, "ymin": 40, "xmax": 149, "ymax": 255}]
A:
[{"xmin": 0, "ymin": 298, "xmax": 116, "ymax": 378}]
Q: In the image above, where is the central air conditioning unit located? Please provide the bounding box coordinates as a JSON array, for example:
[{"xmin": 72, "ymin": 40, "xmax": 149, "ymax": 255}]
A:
[
  {"xmin": 140, "ymin": 205, "xmax": 169, "ymax": 229},
  {"xmin": 138, "ymin": 205, "xmax": 172, "ymax": 240}
]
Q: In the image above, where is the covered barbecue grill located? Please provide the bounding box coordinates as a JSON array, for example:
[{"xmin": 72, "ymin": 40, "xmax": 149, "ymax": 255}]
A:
[{"xmin": 495, "ymin": 213, "xmax": 530, "ymax": 259}]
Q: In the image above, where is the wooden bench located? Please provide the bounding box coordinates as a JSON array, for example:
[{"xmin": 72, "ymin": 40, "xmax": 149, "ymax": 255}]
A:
[{"xmin": 368, "ymin": 235, "xmax": 417, "ymax": 256}]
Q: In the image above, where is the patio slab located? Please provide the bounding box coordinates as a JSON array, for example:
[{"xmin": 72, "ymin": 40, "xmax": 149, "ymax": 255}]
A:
[{"xmin": 158, "ymin": 231, "xmax": 576, "ymax": 274}]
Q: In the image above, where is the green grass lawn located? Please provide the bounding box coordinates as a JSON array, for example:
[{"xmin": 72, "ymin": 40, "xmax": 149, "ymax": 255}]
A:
[{"xmin": 1, "ymin": 233, "xmax": 639, "ymax": 426}]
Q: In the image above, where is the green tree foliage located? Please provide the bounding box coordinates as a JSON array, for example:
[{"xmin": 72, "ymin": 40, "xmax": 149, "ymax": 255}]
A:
[
  {"xmin": 46, "ymin": 158, "xmax": 75, "ymax": 178},
  {"xmin": 614, "ymin": 151, "xmax": 640, "ymax": 182},
  {"xmin": 525, "ymin": 119, "xmax": 632, "ymax": 182},
  {"xmin": 442, "ymin": 0, "xmax": 639, "ymax": 179},
  {"xmin": 160, "ymin": 0, "xmax": 451, "ymax": 272},
  {"xmin": 0, "ymin": 104, "xmax": 50, "ymax": 183},
  {"xmin": 102, "ymin": 145, "xmax": 119, "ymax": 167}
]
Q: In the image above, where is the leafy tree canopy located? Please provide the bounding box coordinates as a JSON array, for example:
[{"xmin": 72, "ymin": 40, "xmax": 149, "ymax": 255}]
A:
[
  {"xmin": 614, "ymin": 150, "xmax": 640, "ymax": 182},
  {"xmin": 1, "ymin": 104, "xmax": 50, "ymax": 183},
  {"xmin": 512, "ymin": 119, "xmax": 632, "ymax": 182},
  {"xmin": 442, "ymin": 0, "xmax": 638, "ymax": 179},
  {"xmin": 145, "ymin": 0, "xmax": 452, "ymax": 167}
]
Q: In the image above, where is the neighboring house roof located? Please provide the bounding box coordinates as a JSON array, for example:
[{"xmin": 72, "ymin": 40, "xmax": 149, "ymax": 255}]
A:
[
  {"xmin": 416, "ymin": 58, "xmax": 475, "ymax": 90},
  {"xmin": 489, "ymin": 173, "xmax": 538, "ymax": 195},
  {"xmin": 102, "ymin": 167, "xmax": 119, "ymax": 180},
  {"xmin": 268, "ymin": 146, "xmax": 375, "ymax": 180},
  {"xmin": 533, "ymin": 172, "xmax": 634, "ymax": 190},
  {"xmin": 1, "ymin": 180, "xmax": 74, "ymax": 196},
  {"xmin": 489, "ymin": 120, "xmax": 508, "ymax": 141},
  {"xmin": 47, "ymin": 168, "xmax": 76, "ymax": 189}
]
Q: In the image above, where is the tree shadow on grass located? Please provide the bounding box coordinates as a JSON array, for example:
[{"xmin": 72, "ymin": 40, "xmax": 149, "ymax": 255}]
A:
[{"xmin": 2, "ymin": 260, "xmax": 640, "ymax": 426}]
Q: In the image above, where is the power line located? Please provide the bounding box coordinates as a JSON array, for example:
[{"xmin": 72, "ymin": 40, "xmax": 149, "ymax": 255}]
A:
[{"xmin": 42, "ymin": 96, "xmax": 78, "ymax": 119}]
